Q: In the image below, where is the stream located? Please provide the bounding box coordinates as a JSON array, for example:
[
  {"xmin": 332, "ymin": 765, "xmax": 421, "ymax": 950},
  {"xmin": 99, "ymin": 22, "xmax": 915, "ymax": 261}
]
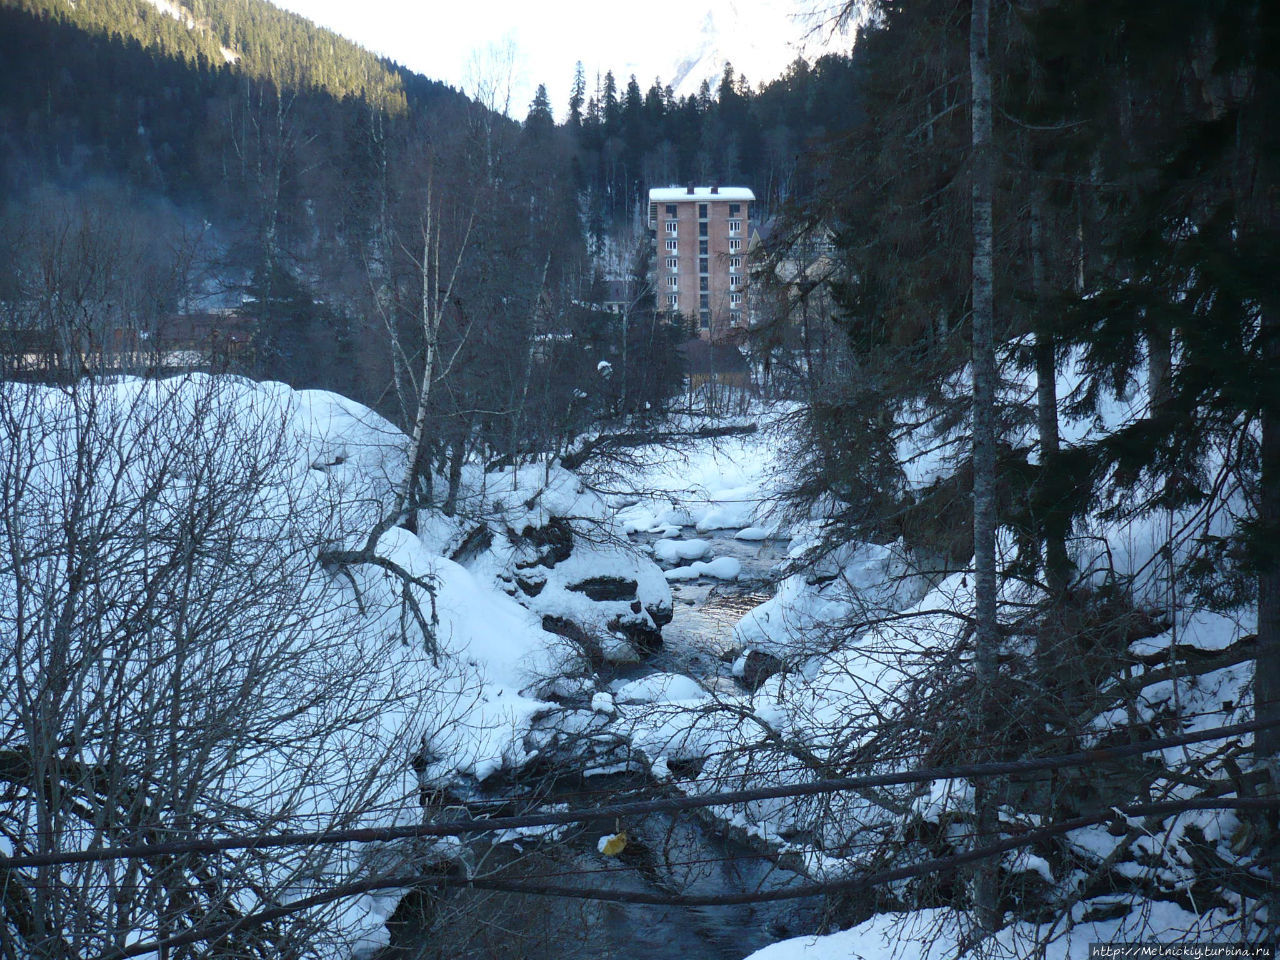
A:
[{"xmin": 392, "ymin": 529, "xmax": 820, "ymax": 960}]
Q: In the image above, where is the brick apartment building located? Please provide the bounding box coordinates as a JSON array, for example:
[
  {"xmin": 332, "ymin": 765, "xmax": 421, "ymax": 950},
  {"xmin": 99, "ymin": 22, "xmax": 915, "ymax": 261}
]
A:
[{"xmin": 648, "ymin": 185, "xmax": 754, "ymax": 338}]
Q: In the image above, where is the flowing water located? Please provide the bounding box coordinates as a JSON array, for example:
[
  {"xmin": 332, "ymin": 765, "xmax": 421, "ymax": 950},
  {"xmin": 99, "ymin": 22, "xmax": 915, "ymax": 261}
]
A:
[
  {"xmin": 394, "ymin": 530, "xmax": 820, "ymax": 960},
  {"xmin": 628, "ymin": 529, "xmax": 787, "ymax": 683}
]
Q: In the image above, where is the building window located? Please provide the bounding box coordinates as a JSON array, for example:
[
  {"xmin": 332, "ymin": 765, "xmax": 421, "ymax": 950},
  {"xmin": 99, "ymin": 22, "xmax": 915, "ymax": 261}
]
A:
[
  {"xmin": 730, "ymin": 292, "xmax": 742, "ymax": 306},
  {"xmin": 699, "ymin": 240, "xmax": 708, "ymax": 256},
  {"xmin": 699, "ymin": 276, "xmax": 709, "ymax": 292},
  {"xmin": 666, "ymin": 204, "xmax": 677, "ymax": 215},
  {"xmin": 698, "ymin": 222, "xmax": 708, "ymax": 237},
  {"xmin": 699, "ymin": 257, "xmax": 708, "ymax": 274},
  {"xmin": 665, "ymin": 220, "xmax": 678, "ymax": 235},
  {"xmin": 728, "ymin": 219, "xmax": 742, "ymax": 235},
  {"xmin": 698, "ymin": 203, "xmax": 708, "ymax": 218},
  {"xmin": 666, "ymin": 257, "xmax": 678, "ymax": 271},
  {"xmin": 699, "ymin": 310, "xmax": 710, "ymax": 329},
  {"xmin": 730, "ymin": 275, "xmax": 741, "ymax": 288},
  {"xmin": 730, "ymin": 256, "xmax": 742, "ymax": 272},
  {"xmin": 667, "ymin": 293, "xmax": 679, "ymax": 308},
  {"xmin": 667, "ymin": 276, "xmax": 679, "ymax": 289},
  {"xmin": 699, "ymin": 294, "xmax": 709, "ymax": 310},
  {"xmin": 729, "ymin": 238, "xmax": 742, "ymax": 252},
  {"xmin": 665, "ymin": 239, "xmax": 678, "ymax": 252},
  {"xmin": 729, "ymin": 203, "xmax": 740, "ymax": 215}
]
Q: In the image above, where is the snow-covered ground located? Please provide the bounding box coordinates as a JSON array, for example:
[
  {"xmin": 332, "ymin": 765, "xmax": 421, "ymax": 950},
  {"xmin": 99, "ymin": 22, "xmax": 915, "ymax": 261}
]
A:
[
  {"xmin": 0, "ymin": 375, "xmax": 670, "ymax": 956},
  {"xmin": 742, "ymin": 904, "xmax": 1236, "ymax": 960},
  {"xmin": 5, "ymin": 371, "xmax": 1262, "ymax": 958},
  {"xmin": 570, "ymin": 367, "xmax": 1265, "ymax": 959}
]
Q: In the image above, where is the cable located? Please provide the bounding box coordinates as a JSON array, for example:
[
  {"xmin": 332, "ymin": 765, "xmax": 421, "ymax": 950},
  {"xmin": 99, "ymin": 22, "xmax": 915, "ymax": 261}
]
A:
[
  {"xmin": 99, "ymin": 795, "xmax": 1280, "ymax": 960},
  {"xmin": 3, "ymin": 713, "xmax": 1276, "ymax": 871}
]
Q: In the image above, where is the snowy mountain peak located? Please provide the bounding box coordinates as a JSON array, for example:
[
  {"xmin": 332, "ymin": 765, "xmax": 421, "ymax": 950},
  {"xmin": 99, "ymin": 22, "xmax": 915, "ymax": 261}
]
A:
[{"xmin": 658, "ymin": 0, "xmax": 854, "ymax": 98}]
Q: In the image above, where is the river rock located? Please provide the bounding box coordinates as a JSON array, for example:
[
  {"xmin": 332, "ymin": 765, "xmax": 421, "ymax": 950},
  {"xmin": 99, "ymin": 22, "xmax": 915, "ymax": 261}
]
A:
[
  {"xmin": 664, "ymin": 557, "xmax": 741, "ymax": 581},
  {"xmin": 450, "ymin": 464, "xmax": 673, "ymax": 661},
  {"xmin": 567, "ymin": 576, "xmax": 638, "ymax": 602},
  {"xmin": 653, "ymin": 538, "xmax": 713, "ymax": 564},
  {"xmin": 614, "ymin": 672, "xmax": 708, "ymax": 704},
  {"xmin": 734, "ymin": 649, "xmax": 785, "ymax": 691}
]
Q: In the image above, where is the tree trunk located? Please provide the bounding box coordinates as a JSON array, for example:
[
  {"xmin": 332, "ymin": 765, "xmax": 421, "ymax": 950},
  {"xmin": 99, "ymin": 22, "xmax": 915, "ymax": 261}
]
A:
[
  {"xmin": 1030, "ymin": 191, "xmax": 1070, "ymax": 596},
  {"xmin": 442, "ymin": 434, "xmax": 467, "ymax": 517},
  {"xmin": 969, "ymin": 0, "xmax": 1001, "ymax": 932},
  {"xmin": 1147, "ymin": 324, "xmax": 1172, "ymax": 411},
  {"xmin": 1258, "ymin": 311, "xmax": 1280, "ymax": 764}
]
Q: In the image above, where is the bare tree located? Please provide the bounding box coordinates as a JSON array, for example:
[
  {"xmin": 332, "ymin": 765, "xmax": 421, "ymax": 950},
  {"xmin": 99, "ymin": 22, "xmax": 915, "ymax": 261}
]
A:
[
  {"xmin": 0, "ymin": 374, "xmax": 451, "ymax": 958},
  {"xmin": 0, "ymin": 184, "xmax": 195, "ymax": 380}
]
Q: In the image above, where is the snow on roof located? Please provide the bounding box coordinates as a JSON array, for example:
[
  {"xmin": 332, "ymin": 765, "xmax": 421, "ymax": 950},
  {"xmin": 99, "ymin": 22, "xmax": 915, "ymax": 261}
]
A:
[{"xmin": 649, "ymin": 186, "xmax": 755, "ymax": 203}]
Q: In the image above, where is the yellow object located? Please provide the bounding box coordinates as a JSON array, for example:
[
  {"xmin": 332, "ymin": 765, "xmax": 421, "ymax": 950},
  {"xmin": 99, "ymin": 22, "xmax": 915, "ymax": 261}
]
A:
[{"xmin": 599, "ymin": 831, "xmax": 628, "ymax": 857}]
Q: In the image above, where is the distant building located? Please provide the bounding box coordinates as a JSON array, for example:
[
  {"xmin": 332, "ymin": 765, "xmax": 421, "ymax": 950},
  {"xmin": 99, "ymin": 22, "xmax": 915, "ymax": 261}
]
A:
[
  {"xmin": 0, "ymin": 312, "xmax": 253, "ymax": 380},
  {"xmin": 746, "ymin": 219, "xmax": 837, "ymax": 327},
  {"xmin": 648, "ymin": 185, "xmax": 754, "ymax": 339},
  {"xmin": 678, "ymin": 337, "xmax": 752, "ymax": 392},
  {"xmin": 600, "ymin": 279, "xmax": 636, "ymax": 315}
]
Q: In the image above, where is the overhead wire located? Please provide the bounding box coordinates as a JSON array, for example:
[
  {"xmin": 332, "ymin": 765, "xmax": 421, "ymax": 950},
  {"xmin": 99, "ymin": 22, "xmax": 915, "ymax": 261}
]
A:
[
  {"xmin": 3, "ymin": 713, "xmax": 1275, "ymax": 871},
  {"xmin": 99, "ymin": 794, "xmax": 1280, "ymax": 960}
]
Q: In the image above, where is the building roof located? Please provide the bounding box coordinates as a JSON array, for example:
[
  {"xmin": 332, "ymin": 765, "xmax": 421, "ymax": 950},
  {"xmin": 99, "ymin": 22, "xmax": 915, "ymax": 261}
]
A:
[
  {"xmin": 649, "ymin": 186, "xmax": 755, "ymax": 203},
  {"xmin": 678, "ymin": 338, "xmax": 751, "ymax": 374}
]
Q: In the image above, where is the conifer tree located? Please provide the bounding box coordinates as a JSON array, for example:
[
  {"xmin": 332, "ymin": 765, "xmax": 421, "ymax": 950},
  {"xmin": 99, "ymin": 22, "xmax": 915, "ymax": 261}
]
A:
[
  {"xmin": 568, "ymin": 60, "xmax": 585, "ymax": 129},
  {"xmin": 525, "ymin": 82, "xmax": 554, "ymax": 136}
]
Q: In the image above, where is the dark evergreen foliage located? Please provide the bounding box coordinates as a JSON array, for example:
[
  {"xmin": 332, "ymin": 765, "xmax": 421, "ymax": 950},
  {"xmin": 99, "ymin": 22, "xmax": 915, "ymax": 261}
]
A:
[
  {"xmin": 544, "ymin": 51, "xmax": 860, "ymax": 237},
  {"xmin": 3, "ymin": 0, "xmax": 411, "ymax": 108},
  {"xmin": 0, "ymin": 0, "xmax": 691, "ymax": 476}
]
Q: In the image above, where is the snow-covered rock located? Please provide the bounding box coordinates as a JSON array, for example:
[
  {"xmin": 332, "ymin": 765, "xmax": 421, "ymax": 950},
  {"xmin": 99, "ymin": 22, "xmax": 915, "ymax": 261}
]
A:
[
  {"xmin": 613, "ymin": 672, "xmax": 709, "ymax": 704},
  {"xmin": 439, "ymin": 463, "xmax": 674, "ymax": 655},
  {"xmin": 664, "ymin": 556, "xmax": 742, "ymax": 581},
  {"xmin": 654, "ymin": 537, "xmax": 714, "ymax": 563}
]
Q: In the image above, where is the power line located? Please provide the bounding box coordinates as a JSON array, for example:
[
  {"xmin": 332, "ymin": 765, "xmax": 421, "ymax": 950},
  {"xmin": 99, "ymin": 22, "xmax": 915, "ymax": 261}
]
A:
[
  {"xmin": 4, "ymin": 714, "xmax": 1275, "ymax": 871},
  {"xmin": 100, "ymin": 795, "xmax": 1279, "ymax": 960}
]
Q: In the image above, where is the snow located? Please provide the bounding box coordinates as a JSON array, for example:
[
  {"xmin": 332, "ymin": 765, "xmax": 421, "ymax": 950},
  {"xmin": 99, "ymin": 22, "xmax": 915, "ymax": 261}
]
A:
[
  {"xmin": 733, "ymin": 538, "xmax": 922, "ymax": 657},
  {"xmin": 9, "ymin": 355, "xmax": 1263, "ymax": 958},
  {"xmin": 665, "ymin": 556, "xmax": 742, "ymax": 581},
  {"xmin": 602, "ymin": 635, "xmax": 644, "ymax": 662},
  {"xmin": 654, "ymin": 537, "xmax": 714, "ymax": 563},
  {"xmin": 649, "ymin": 186, "xmax": 756, "ymax": 203},
  {"xmin": 591, "ymin": 691, "xmax": 616, "ymax": 714},
  {"xmin": 0, "ymin": 376, "xmax": 467, "ymax": 954},
  {"xmin": 612, "ymin": 413, "xmax": 786, "ymax": 538},
  {"xmin": 441, "ymin": 461, "xmax": 673, "ymax": 659},
  {"xmin": 585, "ymin": 349, "xmax": 1269, "ymax": 958},
  {"xmin": 613, "ymin": 672, "xmax": 709, "ymax": 703},
  {"xmin": 0, "ymin": 374, "xmax": 678, "ymax": 956},
  {"xmin": 743, "ymin": 903, "xmax": 1236, "ymax": 960}
]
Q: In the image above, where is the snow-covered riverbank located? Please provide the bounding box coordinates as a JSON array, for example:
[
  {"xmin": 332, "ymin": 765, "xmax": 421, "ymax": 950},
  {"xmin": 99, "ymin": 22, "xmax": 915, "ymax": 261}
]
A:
[{"xmin": 7, "ymin": 375, "xmax": 1261, "ymax": 960}]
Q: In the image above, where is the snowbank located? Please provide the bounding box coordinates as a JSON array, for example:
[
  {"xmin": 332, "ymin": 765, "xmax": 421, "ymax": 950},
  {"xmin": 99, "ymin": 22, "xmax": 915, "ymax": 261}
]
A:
[
  {"xmin": 744, "ymin": 904, "xmax": 1236, "ymax": 960},
  {"xmin": 434, "ymin": 462, "xmax": 673, "ymax": 659},
  {"xmin": 0, "ymin": 375, "xmax": 667, "ymax": 957},
  {"xmin": 613, "ymin": 415, "xmax": 786, "ymax": 537}
]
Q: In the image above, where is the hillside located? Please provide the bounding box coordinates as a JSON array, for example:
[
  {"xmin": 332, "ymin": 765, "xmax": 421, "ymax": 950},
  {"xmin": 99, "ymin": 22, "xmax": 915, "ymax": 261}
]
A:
[
  {"xmin": 2, "ymin": 0, "xmax": 411, "ymax": 108},
  {"xmin": 0, "ymin": 0, "xmax": 589, "ymax": 424}
]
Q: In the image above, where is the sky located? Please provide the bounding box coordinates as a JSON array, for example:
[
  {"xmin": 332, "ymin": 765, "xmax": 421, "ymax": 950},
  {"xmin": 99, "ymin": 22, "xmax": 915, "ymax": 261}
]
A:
[{"xmin": 268, "ymin": 0, "xmax": 856, "ymax": 120}]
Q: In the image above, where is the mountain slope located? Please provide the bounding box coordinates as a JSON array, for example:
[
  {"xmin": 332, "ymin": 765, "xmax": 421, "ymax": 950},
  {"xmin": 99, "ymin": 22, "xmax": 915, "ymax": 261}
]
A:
[{"xmin": 2, "ymin": 0, "xmax": 411, "ymax": 108}]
